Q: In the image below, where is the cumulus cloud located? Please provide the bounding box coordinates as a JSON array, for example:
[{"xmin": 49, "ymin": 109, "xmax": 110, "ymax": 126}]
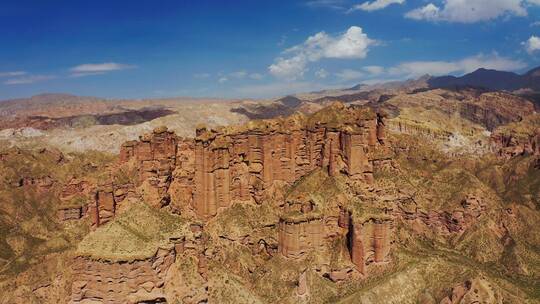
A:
[
  {"xmin": 0, "ymin": 71, "xmax": 26, "ymax": 77},
  {"xmin": 405, "ymin": 0, "xmax": 531, "ymax": 23},
  {"xmin": 269, "ymin": 26, "xmax": 375, "ymax": 80},
  {"xmin": 70, "ymin": 62, "xmax": 135, "ymax": 77},
  {"xmin": 269, "ymin": 56, "xmax": 309, "ymax": 80},
  {"xmin": 405, "ymin": 3, "xmax": 440, "ymax": 21},
  {"xmin": 388, "ymin": 53, "xmax": 526, "ymax": 78},
  {"xmin": 335, "ymin": 69, "xmax": 365, "ymax": 80},
  {"xmin": 3, "ymin": 75, "xmax": 56, "ymax": 85},
  {"xmin": 350, "ymin": 0, "xmax": 405, "ymax": 12},
  {"xmin": 523, "ymin": 35, "xmax": 540, "ymax": 54}
]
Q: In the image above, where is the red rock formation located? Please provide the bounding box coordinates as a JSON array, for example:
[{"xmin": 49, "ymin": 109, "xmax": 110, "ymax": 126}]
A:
[
  {"xmin": 89, "ymin": 183, "xmax": 116, "ymax": 227},
  {"xmin": 71, "ymin": 248, "xmax": 175, "ymax": 304},
  {"xmin": 60, "ymin": 178, "xmax": 90, "ymax": 199},
  {"xmin": 396, "ymin": 195, "xmax": 486, "ymax": 236},
  {"xmin": 57, "ymin": 206, "xmax": 86, "ymax": 221},
  {"xmin": 119, "ymin": 126, "xmax": 178, "ymax": 202},
  {"xmin": 490, "ymin": 130, "xmax": 540, "ymax": 159},
  {"xmin": 118, "ymin": 105, "xmax": 387, "ymax": 220},
  {"xmin": 297, "ymin": 271, "xmax": 309, "ymax": 297},
  {"xmin": 180, "ymin": 105, "xmax": 385, "ymax": 219},
  {"xmin": 278, "ymin": 216, "xmax": 324, "ymax": 258},
  {"xmin": 349, "ymin": 219, "xmax": 392, "ymax": 273}
]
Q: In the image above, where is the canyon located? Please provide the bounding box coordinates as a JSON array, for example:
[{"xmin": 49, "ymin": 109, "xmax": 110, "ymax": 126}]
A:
[{"xmin": 1, "ymin": 88, "xmax": 539, "ymax": 304}]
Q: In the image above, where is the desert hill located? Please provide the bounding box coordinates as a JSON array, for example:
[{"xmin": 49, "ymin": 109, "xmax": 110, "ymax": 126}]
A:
[
  {"xmin": 0, "ymin": 92, "xmax": 538, "ymax": 303},
  {"xmin": 0, "ymin": 64, "xmax": 540, "ymax": 303}
]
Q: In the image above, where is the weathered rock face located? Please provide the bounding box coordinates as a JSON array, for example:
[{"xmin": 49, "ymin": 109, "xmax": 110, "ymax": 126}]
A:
[
  {"xmin": 387, "ymin": 120, "xmax": 453, "ymax": 141},
  {"xmin": 172, "ymin": 105, "xmax": 386, "ymax": 219},
  {"xmin": 396, "ymin": 195, "xmax": 487, "ymax": 236},
  {"xmin": 439, "ymin": 278, "xmax": 502, "ymax": 304},
  {"xmin": 57, "ymin": 206, "xmax": 86, "ymax": 221},
  {"xmin": 490, "ymin": 131, "xmax": 540, "ymax": 159},
  {"xmin": 60, "ymin": 178, "xmax": 91, "ymax": 199},
  {"xmin": 91, "ymin": 127, "xmax": 179, "ymax": 226},
  {"xmin": 278, "ymin": 217, "xmax": 324, "ymax": 258},
  {"xmin": 349, "ymin": 219, "xmax": 393, "ymax": 273},
  {"xmin": 120, "ymin": 127, "xmax": 178, "ymax": 205},
  {"xmin": 89, "ymin": 183, "xmax": 116, "ymax": 227},
  {"xmin": 71, "ymin": 248, "xmax": 175, "ymax": 304},
  {"xmin": 459, "ymin": 93, "xmax": 535, "ymax": 131}
]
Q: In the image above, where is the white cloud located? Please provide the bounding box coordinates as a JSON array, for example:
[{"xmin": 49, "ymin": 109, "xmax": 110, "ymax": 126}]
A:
[
  {"xmin": 305, "ymin": 0, "xmax": 345, "ymax": 10},
  {"xmin": 362, "ymin": 65, "xmax": 385, "ymax": 75},
  {"xmin": 350, "ymin": 0, "xmax": 405, "ymax": 12},
  {"xmin": 531, "ymin": 21, "xmax": 540, "ymax": 26},
  {"xmin": 335, "ymin": 69, "xmax": 365, "ymax": 81},
  {"xmin": 269, "ymin": 26, "xmax": 375, "ymax": 80},
  {"xmin": 315, "ymin": 68, "xmax": 329, "ymax": 78},
  {"xmin": 70, "ymin": 62, "xmax": 135, "ymax": 76},
  {"xmin": 0, "ymin": 71, "xmax": 26, "ymax": 77},
  {"xmin": 523, "ymin": 35, "xmax": 540, "ymax": 54},
  {"xmin": 218, "ymin": 77, "xmax": 228, "ymax": 84},
  {"xmin": 405, "ymin": 3, "xmax": 440, "ymax": 21},
  {"xmin": 388, "ymin": 53, "xmax": 526, "ymax": 78},
  {"xmin": 405, "ymin": 0, "xmax": 530, "ymax": 23},
  {"xmin": 269, "ymin": 56, "xmax": 309, "ymax": 80},
  {"xmin": 70, "ymin": 72, "xmax": 107, "ymax": 78},
  {"xmin": 4, "ymin": 75, "xmax": 56, "ymax": 85}
]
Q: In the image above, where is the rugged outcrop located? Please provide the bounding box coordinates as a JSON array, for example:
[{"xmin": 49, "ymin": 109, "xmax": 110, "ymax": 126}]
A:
[
  {"xmin": 395, "ymin": 194, "xmax": 487, "ymax": 236},
  {"xmin": 71, "ymin": 248, "xmax": 175, "ymax": 304},
  {"xmin": 278, "ymin": 216, "xmax": 325, "ymax": 258},
  {"xmin": 458, "ymin": 92, "xmax": 534, "ymax": 131},
  {"xmin": 438, "ymin": 277, "xmax": 502, "ymax": 304},
  {"xmin": 71, "ymin": 202, "xmax": 203, "ymax": 303},
  {"xmin": 118, "ymin": 103, "xmax": 388, "ymax": 220},
  {"xmin": 490, "ymin": 114, "xmax": 540, "ymax": 158},
  {"xmin": 57, "ymin": 206, "xmax": 86, "ymax": 221},
  {"xmin": 120, "ymin": 126, "xmax": 177, "ymax": 206},
  {"xmin": 89, "ymin": 127, "xmax": 179, "ymax": 226},
  {"xmin": 349, "ymin": 219, "xmax": 393, "ymax": 273},
  {"xmin": 177, "ymin": 103, "xmax": 386, "ymax": 219}
]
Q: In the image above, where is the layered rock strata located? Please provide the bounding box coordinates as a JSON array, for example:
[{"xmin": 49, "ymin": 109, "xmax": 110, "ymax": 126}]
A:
[
  {"xmin": 70, "ymin": 248, "xmax": 175, "ymax": 304},
  {"xmin": 120, "ymin": 104, "xmax": 387, "ymax": 220},
  {"xmin": 278, "ymin": 216, "xmax": 324, "ymax": 258},
  {"xmin": 181, "ymin": 105, "xmax": 386, "ymax": 219},
  {"xmin": 90, "ymin": 127, "xmax": 178, "ymax": 226},
  {"xmin": 120, "ymin": 126, "xmax": 177, "ymax": 205},
  {"xmin": 349, "ymin": 219, "xmax": 393, "ymax": 273},
  {"xmin": 490, "ymin": 130, "xmax": 540, "ymax": 159}
]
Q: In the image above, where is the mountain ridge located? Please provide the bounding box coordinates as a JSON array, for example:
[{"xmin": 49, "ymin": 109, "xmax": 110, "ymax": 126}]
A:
[{"xmin": 427, "ymin": 66, "xmax": 540, "ymax": 92}]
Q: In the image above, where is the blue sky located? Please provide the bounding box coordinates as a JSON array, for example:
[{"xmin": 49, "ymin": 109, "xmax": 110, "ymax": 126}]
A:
[{"xmin": 0, "ymin": 0, "xmax": 539, "ymax": 100}]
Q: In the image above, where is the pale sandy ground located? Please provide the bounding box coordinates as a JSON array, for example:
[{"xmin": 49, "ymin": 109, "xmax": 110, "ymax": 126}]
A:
[{"xmin": 0, "ymin": 101, "xmax": 249, "ymax": 153}]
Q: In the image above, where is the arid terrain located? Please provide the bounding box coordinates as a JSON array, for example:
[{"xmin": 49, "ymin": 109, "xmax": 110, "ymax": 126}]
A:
[{"xmin": 1, "ymin": 68, "xmax": 539, "ymax": 304}]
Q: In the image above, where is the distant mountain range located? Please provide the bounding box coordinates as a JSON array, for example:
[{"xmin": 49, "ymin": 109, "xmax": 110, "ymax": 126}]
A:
[{"xmin": 427, "ymin": 66, "xmax": 540, "ymax": 92}]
